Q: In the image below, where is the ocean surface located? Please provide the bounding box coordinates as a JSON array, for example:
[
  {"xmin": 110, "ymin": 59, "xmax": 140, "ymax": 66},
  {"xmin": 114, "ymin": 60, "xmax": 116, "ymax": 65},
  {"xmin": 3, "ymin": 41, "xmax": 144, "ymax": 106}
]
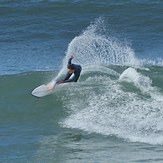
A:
[{"xmin": 1, "ymin": 0, "xmax": 163, "ymax": 162}]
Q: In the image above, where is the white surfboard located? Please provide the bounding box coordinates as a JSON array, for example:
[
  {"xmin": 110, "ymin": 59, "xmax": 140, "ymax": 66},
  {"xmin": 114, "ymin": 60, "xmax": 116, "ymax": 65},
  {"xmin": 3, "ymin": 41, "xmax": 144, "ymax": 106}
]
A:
[{"xmin": 31, "ymin": 81, "xmax": 56, "ymax": 98}]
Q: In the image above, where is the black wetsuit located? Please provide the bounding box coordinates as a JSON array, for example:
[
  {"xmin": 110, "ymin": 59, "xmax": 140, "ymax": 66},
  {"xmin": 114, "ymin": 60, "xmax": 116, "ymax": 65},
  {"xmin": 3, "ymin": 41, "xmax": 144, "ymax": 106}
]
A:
[{"xmin": 63, "ymin": 58, "xmax": 82, "ymax": 83}]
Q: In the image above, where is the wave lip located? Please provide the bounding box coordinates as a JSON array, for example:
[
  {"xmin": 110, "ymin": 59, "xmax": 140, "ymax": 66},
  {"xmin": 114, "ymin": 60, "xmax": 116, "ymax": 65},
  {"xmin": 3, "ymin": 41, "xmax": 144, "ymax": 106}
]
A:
[{"xmin": 64, "ymin": 18, "xmax": 140, "ymax": 68}]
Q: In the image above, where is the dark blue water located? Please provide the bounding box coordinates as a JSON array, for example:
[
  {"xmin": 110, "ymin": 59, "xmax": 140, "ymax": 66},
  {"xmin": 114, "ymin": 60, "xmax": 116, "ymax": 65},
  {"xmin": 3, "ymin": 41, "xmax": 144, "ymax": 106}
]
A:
[{"xmin": 0, "ymin": 0, "xmax": 163, "ymax": 74}]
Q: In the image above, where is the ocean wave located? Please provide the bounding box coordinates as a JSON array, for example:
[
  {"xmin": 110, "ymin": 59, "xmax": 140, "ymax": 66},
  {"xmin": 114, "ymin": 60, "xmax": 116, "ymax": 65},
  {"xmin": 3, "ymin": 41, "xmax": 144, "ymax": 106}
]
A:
[
  {"xmin": 39, "ymin": 18, "xmax": 163, "ymax": 145},
  {"xmin": 1, "ymin": 63, "xmax": 163, "ymax": 145},
  {"xmin": 59, "ymin": 66, "xmax": 163, "ymax": 145}
]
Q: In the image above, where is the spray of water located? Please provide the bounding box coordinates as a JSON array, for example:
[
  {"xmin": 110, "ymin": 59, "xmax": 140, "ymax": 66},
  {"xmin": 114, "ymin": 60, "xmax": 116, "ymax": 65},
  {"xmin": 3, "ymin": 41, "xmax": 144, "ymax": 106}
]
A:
[
  {"xmin": 66, "ymin": 18, "xmax": 140, "ymax": 66},
  {"xmin": 54, "ymin": 18, "xmax": 140, "ymax": 81}
]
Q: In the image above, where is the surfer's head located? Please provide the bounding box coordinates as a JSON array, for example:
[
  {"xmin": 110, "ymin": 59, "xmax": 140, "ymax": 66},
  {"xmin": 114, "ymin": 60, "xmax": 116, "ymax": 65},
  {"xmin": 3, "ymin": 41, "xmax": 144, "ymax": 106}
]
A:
[
  {"xmin": 67, "ymin": 64, "xmax": 74, "ymax": 70},
  {"xmin": 67, "ymin": 64, "xmax": 75, "ymax": 73}
]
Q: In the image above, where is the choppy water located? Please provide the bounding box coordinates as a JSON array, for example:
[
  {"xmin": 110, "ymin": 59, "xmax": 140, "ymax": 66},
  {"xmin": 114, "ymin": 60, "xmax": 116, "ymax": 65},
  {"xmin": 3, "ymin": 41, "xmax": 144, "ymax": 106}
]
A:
[
  {"xmin": 1, "ymin": 0, "xmax": 163, "ymax": 74},
  {"xmin": 1, "ymin": 0, "xmax": 163, "ymax": 162}
]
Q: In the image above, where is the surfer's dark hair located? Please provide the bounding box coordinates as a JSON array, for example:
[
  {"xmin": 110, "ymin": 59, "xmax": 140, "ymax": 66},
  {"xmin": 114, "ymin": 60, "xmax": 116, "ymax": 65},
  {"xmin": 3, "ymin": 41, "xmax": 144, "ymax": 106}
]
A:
[{"xmin": 67, "ymin": 64, "xmax": 74, "ymax": 70}]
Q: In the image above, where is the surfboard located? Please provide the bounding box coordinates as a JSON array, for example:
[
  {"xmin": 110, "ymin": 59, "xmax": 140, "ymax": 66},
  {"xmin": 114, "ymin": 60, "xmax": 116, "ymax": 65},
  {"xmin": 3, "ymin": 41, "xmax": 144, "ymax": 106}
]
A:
[{"xmin": 31, "ymin": 81, "xmax": 56, "ymax": 98}]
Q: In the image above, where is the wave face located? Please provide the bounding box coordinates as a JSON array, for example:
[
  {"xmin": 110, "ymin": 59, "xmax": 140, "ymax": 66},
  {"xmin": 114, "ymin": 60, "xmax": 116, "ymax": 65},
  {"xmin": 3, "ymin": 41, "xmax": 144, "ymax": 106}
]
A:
[
  {"xmin": 49, "ymin": 18, "xmax": 162, "ymax": 145},
  {"xmin": 1, "ymin": 64, "xmax": 163, "ymax": 147},
  {"xmin": 59, "ymin": 65, "xmax": 163, "ymax": 145}
]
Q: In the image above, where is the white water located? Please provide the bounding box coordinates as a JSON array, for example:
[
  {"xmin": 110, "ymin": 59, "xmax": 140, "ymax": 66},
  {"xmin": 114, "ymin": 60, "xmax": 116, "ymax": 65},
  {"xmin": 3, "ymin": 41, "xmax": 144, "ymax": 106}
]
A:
[
  {"xmin": 119, "ymin": 67, "xmax": 163, "ymax": 102},
  {"xmin": 60, "ymin": 66, "xmax": 163, "ymax": 145},
  {"xmin": 58, "ymin": 19, "xmax": 163, "ymax": 145},
  {"xmin": 66, "ymin": 18, "xmax": 140, "ymax": 67}
]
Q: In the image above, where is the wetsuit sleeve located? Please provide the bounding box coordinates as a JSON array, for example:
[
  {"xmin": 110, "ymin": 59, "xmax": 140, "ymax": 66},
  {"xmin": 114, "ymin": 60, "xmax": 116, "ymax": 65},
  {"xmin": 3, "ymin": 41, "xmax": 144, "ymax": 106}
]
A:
[
  {"xmin": 63, "ymin": 77, "xmax": 74, "ymax": 83},
  {"xmin": 63, "ymin": 72, "xmax": 72, "ymax": 81},
  {"xmin": 63, "ymin": 74, "xmax": 79, "ymax": 83},
  {"xmin": 68, "ymin": 57, "xmax": 73, "ymax": 66}
]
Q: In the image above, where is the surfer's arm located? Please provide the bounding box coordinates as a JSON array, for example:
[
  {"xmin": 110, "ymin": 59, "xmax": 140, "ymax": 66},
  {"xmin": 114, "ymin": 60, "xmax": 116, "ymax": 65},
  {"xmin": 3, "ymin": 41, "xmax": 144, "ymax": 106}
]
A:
[
  {"xmin": 67, "ymin": 55, "xmax": 74, "ymax": 65},
  {"xmin": 63, "ymin": 78, "xmax": 74, "ymax": 83},
  {"xmin": 63, "ymin": 72, "xmax": 72, "ymax": 81},
  {"xmin": 68, "ymin": 58, "xmax": 72, "ymax": 65},
  {"xmin": 57, "ymin": 76, "xmax": 73, "ymax": 84},
  {"xmin": 63, "ymin": 74, "xmax": 79, "ymax": 83},
  {"xmin": 56, "ymin": 72, "xmax": 72, "ymax": 84}
]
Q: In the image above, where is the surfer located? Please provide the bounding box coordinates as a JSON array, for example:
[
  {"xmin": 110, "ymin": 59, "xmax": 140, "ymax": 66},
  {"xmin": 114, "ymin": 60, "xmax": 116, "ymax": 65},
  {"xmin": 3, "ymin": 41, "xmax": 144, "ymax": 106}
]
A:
[
  {"xmin": 32, "ymin": 55, "xmax": 82, "ymax": 97},
  {"xmin": 57, "ymin": 55, "xmax": 82, "ymax": 84}
]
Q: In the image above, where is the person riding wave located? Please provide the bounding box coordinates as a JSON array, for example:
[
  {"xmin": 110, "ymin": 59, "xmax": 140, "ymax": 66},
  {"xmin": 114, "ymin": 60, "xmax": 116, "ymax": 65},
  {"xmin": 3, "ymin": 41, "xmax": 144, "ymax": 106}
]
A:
[{"xmin": 57, "ymin": 55, "xmax": 82, "ymax": 84}]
